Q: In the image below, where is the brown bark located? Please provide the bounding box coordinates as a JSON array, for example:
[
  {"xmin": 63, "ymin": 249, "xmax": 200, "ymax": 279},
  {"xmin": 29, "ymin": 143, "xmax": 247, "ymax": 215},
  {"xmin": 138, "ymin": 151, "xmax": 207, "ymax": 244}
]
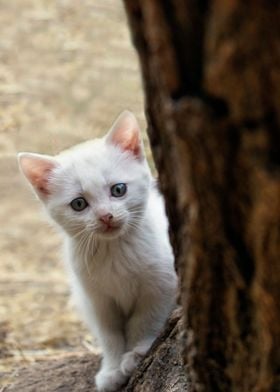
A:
[{"xmin": 123, "ymin": 1, "xmax": 280, "ymax": 391}]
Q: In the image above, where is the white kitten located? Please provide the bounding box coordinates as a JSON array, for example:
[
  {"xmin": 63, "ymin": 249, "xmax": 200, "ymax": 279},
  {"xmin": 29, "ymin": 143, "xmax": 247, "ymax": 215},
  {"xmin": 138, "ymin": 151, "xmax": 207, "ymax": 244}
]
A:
[{"xmin": 18, "ymin": 111, "xmax": 177, "ymax": 391}]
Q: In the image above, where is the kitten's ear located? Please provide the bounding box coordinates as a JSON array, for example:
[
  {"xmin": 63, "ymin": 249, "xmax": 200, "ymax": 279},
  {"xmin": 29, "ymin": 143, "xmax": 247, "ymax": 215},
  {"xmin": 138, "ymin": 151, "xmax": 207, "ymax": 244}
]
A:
[
  {"xmin": 106, "ymin": 111, "xmax": 144, "ymax": 159},
  {"xmin": 18, "ymin": 152, "xmax": 58, "ymax": 199}
]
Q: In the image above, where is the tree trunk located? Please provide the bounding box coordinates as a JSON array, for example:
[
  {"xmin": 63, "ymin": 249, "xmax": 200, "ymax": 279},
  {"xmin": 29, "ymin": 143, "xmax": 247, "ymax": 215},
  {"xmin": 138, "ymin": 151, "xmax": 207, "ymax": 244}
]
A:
[{"xmin": 123, "ymin": 1, "xmax": 280, "ymax": 391}]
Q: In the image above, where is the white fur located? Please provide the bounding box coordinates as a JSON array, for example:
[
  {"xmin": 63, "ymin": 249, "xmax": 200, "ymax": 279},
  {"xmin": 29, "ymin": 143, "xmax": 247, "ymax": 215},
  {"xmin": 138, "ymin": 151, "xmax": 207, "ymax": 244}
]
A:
[{"xmin": 18, "ymin": 112, "xmax": 177, "ymax": 391}]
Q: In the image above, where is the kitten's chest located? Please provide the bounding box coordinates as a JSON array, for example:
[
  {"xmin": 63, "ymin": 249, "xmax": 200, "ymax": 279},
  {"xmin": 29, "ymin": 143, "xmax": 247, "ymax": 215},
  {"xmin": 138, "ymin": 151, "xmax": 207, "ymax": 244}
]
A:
[{"xmin": 84, "ymin": 243, "xmax": 142, "ymax": 312}]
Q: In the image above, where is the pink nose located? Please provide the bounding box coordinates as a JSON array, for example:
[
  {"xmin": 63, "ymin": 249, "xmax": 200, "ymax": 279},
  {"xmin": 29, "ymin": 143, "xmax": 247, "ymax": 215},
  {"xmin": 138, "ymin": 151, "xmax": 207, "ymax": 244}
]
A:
[{"xmin": 99, "ymin": 213, "xmax": 113, "ymax": 225}]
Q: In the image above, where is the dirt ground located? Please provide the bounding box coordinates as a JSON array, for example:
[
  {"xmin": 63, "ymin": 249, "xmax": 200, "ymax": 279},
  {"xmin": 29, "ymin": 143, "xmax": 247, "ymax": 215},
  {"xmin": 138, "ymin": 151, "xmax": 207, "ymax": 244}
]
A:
[{"xmin": 0, "ymin": 1, "xmax": 145, "ymax": 388}]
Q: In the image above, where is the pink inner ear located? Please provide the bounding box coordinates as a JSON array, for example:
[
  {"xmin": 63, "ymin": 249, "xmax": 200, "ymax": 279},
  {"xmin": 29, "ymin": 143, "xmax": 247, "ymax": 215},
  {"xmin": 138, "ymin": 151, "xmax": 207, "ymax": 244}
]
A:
[
  {"xmin": 108, "ymin": 111, "xmax": 142, "ymax": 158},
  {"xmin": 111, "ymin": 128, "xmax": 140, "ymax": 157},
  {"xmin": 20, "ymin": 155, "xmax": 56, "ymax": 196}
]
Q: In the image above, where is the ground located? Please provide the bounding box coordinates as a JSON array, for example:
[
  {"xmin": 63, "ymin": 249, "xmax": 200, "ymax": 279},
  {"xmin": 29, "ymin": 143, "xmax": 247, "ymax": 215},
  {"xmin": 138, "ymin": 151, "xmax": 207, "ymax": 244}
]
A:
[{"xmin": 0, "ymin": 1, "xmax": 145, "ymax": 389}]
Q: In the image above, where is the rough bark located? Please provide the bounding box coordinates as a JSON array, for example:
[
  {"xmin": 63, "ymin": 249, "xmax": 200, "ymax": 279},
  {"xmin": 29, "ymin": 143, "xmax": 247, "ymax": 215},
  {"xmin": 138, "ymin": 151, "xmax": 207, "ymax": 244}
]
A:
[{"xmin": 123, "ymin": 1, "xmax": 280, "ymax": 391}]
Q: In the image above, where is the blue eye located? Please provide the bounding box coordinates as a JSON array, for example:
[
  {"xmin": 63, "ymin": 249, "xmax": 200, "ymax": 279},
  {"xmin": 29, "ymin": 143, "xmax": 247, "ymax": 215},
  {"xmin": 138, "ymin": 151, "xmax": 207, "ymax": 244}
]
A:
[
  {"xmin": 70, "ymin": 197, "xmax": 88, "ymax": 211},
  {"xmin": 111, "ymin": 183, "xmax": 127, "ymax": 198}
]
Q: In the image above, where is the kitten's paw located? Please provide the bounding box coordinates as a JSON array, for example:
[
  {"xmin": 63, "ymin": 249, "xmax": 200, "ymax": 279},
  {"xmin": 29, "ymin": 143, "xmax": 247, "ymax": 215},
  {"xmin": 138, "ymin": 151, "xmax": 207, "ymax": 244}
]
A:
[
  {"xmin": 95, "ymin": 368, "xmax": 128, "ymax": 392},
  {"xmin": 121, "ymin": 341, "xmax": 153, "ymax": 376},
  {"xmin": 120, "ymin": 350, "xmax": 144, "ymax": 376}
]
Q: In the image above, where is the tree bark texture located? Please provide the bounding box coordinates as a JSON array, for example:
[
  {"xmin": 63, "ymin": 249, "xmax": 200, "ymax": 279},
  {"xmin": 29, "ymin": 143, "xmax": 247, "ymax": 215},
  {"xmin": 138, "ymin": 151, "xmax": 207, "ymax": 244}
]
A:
[{"xmin": 123, "ymin": 1, "xmax": 280, "ymax": 391}]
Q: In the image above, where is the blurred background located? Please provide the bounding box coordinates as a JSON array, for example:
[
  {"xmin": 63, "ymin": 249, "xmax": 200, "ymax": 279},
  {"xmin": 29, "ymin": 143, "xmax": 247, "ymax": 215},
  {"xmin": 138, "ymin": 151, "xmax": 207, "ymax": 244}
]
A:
[{"xmin": 0, "ymin": 0, "xmax": 146, "ymax": 386}]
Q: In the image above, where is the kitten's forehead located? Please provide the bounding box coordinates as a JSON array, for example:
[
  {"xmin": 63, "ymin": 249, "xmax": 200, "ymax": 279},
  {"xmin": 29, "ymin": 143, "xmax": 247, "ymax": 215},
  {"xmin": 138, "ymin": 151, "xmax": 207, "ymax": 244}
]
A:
[{"xmin": 56, "ymin": 138, "xmax": 137, "ymax": 188}]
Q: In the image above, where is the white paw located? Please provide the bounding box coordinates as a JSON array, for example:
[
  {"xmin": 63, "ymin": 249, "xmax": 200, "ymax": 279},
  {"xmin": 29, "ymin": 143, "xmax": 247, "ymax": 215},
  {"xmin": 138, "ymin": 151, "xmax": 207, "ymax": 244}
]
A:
[
  {"xmin": 95, "ymin": 367, "xmax": 128, "ymax": 392},
  {"xmin": 120, "ymin": 350, "xmax": 144, "ymax": 376},
  {"xmin": 121, "ymin": 340, "xmax": 154, "ymax": 376}
]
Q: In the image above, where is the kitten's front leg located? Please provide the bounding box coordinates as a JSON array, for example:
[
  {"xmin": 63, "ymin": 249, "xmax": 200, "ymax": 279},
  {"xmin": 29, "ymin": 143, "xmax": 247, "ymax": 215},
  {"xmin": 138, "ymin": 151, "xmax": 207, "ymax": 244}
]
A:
[
  {"xmin": 91, "ymin": 297, "xmax": 129, "ymax": 392},
  {"xmin": 121, "ymin": 294, "xmax": 171, "ymax": 377},
  {"xmin": 77, "ymin": 290, "xmax": 128, "ymax": 391}
]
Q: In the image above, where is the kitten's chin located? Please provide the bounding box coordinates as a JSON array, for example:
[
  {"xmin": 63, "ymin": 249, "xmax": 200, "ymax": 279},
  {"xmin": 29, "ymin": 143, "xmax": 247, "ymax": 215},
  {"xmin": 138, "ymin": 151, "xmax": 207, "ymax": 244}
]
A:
[{"xmin": 96, "ymin": 226, "xmax": 126, "ymax": 240}]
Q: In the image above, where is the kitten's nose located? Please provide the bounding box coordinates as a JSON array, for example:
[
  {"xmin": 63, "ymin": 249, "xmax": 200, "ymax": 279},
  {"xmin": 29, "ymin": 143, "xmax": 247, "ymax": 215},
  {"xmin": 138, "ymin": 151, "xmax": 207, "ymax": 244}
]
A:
[{"xmin": 99, "ymin": 213, "xmax": 113, "ymax": 225}]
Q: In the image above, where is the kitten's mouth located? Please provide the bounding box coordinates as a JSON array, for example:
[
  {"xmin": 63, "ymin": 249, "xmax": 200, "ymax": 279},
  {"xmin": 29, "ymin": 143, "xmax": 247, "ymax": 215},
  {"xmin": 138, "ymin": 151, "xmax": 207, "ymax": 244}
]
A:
[
  {"xmin": 96, "ymin": 221, "xmax": 125, "ymax": 238},
  {"xmin": 104, "ymin": 226, "xmax": 118, "ymax": 233},
  {"xmin": 101, "ymin": 224, "xmax": 122, "ymax": 234}
]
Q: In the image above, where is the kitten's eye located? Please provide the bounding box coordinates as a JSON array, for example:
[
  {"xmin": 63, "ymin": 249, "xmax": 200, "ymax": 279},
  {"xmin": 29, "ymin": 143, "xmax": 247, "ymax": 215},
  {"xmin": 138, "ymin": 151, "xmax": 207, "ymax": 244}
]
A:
[
  {"xmin": 111, "ymin": 183, "xmax": 127, "ymax": 198},
  {"xmin": 70, "ymin": 197, "xmax": 88, "ymax": 211}
]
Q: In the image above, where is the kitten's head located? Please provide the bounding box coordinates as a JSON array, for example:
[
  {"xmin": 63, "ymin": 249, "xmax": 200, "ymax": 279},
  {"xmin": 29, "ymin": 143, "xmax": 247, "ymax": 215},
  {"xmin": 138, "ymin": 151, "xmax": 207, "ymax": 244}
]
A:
[{"xmin": 18, "ymin": 111, "xmax": 152, "ymax": 240}]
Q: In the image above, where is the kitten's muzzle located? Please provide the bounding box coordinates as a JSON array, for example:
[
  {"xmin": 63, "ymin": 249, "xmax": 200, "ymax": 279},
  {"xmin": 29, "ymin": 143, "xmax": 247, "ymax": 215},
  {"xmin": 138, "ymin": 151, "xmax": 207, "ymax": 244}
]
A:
[
  {"xmin": 98, "ymin": 213, "xmax": 121, "ymax": 233},
  {"xmin": 99, "ymin": 213, "xmax": 113, "ymax": 226},
  {"xmin": 96, "ymin": 212, "xmax": 125, "ymax": 236}
]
